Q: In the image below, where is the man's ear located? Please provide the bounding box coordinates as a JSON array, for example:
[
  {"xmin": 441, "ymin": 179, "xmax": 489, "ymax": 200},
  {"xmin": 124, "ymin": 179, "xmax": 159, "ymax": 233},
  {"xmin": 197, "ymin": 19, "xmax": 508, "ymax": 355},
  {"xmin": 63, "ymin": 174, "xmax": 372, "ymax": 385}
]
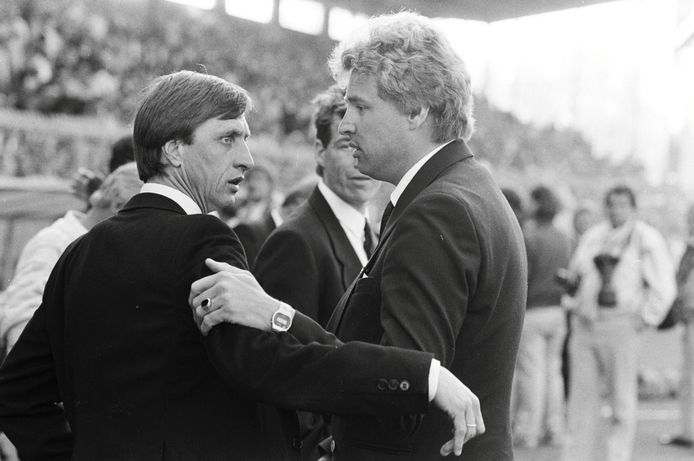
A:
[
  {"xmin": 314, "ymin": 139, "xmax": 326, "ymax": 168},
  {"xmin": 407, "ymin": 106, "xmax": 430, "ymax": 130},
  {"xmin": 162, "ymin": 140, "xmax": 183, "ymax": 168}
]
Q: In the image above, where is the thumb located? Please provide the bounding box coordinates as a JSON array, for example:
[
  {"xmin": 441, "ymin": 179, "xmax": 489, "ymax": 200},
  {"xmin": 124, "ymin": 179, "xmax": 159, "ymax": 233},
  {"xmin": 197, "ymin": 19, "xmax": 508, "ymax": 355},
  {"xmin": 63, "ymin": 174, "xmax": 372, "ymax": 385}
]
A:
[{"xmin": 205, "ymin": 258, "xmax": 244, "ymax": 274}]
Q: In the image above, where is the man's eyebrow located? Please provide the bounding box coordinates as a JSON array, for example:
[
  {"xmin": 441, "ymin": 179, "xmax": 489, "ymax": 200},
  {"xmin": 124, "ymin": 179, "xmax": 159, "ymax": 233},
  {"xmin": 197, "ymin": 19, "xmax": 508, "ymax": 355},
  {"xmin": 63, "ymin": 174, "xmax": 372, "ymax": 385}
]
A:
[
  {"xmin": 220, "ymin": 128, "xmax": 249, "ymax": 139},
  {"xmin": 345, "ymin": 95, "xmax": 365, "ymax": 105}
]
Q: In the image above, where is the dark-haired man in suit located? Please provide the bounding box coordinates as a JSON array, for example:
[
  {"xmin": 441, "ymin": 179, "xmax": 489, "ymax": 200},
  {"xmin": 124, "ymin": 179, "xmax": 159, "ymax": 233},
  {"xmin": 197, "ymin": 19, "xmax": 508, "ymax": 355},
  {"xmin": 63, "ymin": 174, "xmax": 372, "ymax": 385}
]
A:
[
  {"xmin": 0, "ymin": 70, "xmax": 482, "ymax": 461},
  {"xmin": 254, "ymin": 85, "xmax": 379, "ymax": 327},
  {"xmin": 253, "ymin": 85, "xmax": 379, "ymax": 458}
]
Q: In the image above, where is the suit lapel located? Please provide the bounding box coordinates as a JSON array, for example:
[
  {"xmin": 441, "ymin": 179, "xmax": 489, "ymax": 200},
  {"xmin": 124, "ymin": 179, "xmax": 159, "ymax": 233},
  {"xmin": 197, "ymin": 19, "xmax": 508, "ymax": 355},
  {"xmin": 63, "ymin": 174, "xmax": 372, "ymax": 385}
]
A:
[
  {"xmin": 368, "ymin": 140, "xmax": 472, "ymax": 272},
  {"xmin": 309, "ymin": 188, "xmax": 362, "ymax": 289},
  {"xmin": 328, "ymin": 140, "xmax": 473, "ymax": 333}
]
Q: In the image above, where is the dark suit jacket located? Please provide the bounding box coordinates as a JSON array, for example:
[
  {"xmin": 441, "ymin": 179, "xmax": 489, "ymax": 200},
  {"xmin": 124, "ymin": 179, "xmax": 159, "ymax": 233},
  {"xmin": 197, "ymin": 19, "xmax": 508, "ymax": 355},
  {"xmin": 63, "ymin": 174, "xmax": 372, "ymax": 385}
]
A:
[
  {"xmin": 254, "ymin": 187, "xmax": 363, "ymax": 327},
  {"xmin": 0, "ymin": 193, "xmax": 436, "ymax": 461},
  {"xmin": 327, "ymin": 141, "xmax": 527, "ymax": 460},
  {"xmin": 234, "ymin": 212, "xmax": 276, "ymax": 267}
]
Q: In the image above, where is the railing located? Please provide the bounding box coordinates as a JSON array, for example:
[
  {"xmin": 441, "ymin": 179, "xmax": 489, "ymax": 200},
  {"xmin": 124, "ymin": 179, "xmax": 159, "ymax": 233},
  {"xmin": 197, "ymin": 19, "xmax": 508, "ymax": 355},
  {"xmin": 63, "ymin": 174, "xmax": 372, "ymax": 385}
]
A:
[
  {"xmin": 0, "ymin": 108, "xmax": 128, "ymax": 178},
  {"xmin": 0, "ymin": 109, "xmax": 126, "ymax": 289}
]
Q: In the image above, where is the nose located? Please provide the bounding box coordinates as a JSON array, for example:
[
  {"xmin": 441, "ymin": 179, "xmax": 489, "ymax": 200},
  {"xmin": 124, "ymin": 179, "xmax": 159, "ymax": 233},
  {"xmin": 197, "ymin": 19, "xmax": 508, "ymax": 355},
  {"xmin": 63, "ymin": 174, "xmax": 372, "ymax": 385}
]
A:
[
  {"xmin": 235, "ymin": 142, "xmax": 254, "ymax": 173},
  {"xmin": 339, "ymin": 108, "xmax": 355, "ymax": 136}
]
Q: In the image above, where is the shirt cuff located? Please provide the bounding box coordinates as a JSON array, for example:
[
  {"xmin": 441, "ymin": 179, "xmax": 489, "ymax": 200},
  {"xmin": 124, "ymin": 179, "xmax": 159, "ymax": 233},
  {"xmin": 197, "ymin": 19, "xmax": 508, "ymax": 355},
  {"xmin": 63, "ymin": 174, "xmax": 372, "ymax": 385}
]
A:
[{"xmin": 428, "ymin": 358, "xmax": 441, "ymax": 402}]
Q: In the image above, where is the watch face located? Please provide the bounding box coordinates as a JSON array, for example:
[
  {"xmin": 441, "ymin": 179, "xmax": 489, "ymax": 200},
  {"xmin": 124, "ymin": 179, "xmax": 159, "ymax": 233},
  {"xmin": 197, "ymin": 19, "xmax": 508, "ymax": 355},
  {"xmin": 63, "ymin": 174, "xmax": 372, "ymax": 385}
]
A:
[{"xmin": 273, "ymin": 312, "xmax": 292, "ymax": 330}]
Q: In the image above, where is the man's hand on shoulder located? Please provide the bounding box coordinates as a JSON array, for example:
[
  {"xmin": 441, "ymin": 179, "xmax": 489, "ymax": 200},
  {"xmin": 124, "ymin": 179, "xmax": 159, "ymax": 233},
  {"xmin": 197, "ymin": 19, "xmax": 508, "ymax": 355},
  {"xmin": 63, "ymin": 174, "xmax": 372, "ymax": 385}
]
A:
[
  {"xmin": 189, "ymin": 258, "xmax": 288, "ymax": 334},
  {"xmin": 434, "ymin": 366, "xmax": 485, "ymax": 457}
]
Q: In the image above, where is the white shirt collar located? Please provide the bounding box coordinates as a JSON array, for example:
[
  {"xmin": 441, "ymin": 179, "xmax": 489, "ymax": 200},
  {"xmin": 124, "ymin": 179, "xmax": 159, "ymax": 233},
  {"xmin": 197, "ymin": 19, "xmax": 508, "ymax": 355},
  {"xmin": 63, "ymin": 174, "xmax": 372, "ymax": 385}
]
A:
[
  {"xmin": 270, "ymin": 208, "xmax": 284, "ymax": 227},
  {"xmin": 318, "ymin": 180, "xmax": 370, "ymax": 265},
  {"xmin": 390, "ymin": 140, "xmax": 453, "ymax": 206},
  {"xmin": 318, "ymin": 180, "xmax": 367, "ymax": 235},
  {"xmin": 140, "ymin": 183, "xmax": 202, "ymax": 215}
]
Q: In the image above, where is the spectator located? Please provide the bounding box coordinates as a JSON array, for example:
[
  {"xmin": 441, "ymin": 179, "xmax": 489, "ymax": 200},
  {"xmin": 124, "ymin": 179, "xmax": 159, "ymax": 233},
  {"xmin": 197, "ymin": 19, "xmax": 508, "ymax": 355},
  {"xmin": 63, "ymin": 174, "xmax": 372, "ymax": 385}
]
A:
[
  {"xmin": 233, "ymin": 165, "xmax": 279, "ymax": 265},
  {"xmin": 571, "ymin": 201, "xmax": 598, "ymax": 248},
  {"xmin": 561, "ymin": 200, "xmax": 599, "ymax": 397},
  {"xmin": 108, "ymin": 135, "xmax": 135, "ymax": 172},
  {"xmin": 276, "ymin": 177, "xmax": 316, "ymax": 222},
  {"xmin": 659, "ymin": 202, "xmax": 694, "ymax": 450},
  {"xmin": 502, "ymin": 187, "xmax": 525, "ymax": 227},
  {"xmin": 71, "ymin": 134, "xmax": 135, "ymax": 207},
  {"xmin": 0, "ymin": 162, "xmax": 142, "ymax": 353},
  {"xmin": 235, "ymin": 165, "xmax": 276, "ymax": 222},
  {"xmin": 561, "ymin": 184, "xmax": 677, "ymax": 461},
  {"xmin": 513, "ymin": 185, "xmax": 572, "ymax": 447}
]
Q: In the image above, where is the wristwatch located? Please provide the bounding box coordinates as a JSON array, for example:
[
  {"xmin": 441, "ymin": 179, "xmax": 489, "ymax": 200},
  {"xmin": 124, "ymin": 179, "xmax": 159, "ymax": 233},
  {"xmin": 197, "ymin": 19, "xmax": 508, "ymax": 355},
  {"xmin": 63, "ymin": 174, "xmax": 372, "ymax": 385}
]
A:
[{"xmin": 271, "ymin": 302, "xmax": 294, "ymax": 332}]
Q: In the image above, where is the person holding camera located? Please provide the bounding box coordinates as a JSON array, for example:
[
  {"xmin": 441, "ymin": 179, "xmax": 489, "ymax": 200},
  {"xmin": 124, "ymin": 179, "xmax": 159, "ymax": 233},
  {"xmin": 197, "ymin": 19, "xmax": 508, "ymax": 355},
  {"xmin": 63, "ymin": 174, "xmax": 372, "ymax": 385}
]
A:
[{"xmin": 560, "ymin": 185, "xmax": 676, "ymax": 461}]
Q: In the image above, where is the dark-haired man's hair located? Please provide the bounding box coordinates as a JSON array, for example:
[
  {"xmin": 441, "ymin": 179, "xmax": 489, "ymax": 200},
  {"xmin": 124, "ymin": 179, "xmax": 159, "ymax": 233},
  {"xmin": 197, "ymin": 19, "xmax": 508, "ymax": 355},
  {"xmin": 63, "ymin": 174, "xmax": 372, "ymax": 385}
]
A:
[
  {"xmin": 312, "ymin": 85, "xmax": 346, "ymax": 177},
  {"xmin": 133, "ymin": 70, "xmax": 252, "ymax": 181}
]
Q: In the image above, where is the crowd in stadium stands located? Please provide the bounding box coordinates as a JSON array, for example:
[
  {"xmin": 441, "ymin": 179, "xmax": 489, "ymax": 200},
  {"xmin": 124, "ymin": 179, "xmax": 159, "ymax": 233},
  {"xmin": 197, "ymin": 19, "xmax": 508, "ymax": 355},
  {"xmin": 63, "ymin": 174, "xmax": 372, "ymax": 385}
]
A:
[
  {"xmin": 0, "ymin": 0, "xmax": 333, "ymax": 136},
  {"xmin": 0, "ymin": 0, "xmax": 681, "ymax": 220}
]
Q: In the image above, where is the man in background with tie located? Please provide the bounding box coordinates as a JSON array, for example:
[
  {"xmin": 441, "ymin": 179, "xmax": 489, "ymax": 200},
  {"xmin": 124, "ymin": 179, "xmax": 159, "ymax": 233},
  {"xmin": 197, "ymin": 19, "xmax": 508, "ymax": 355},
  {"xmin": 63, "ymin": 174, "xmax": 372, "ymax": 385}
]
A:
[
  {"xmin": 250, "ymin": 84, "xmax": 380, "ymax": 459},
  {"xmin": 253, "ymin": 84, "xmax": 379, "ymax": 328}
]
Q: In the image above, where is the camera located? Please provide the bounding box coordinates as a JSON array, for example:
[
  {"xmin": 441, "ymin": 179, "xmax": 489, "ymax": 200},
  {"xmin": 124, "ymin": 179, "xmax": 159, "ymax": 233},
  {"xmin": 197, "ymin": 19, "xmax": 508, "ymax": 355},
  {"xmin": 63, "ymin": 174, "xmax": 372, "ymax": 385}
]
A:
[
  {"xmin": 555, "ymin": 268, "xmax": 581, "ymax": 296},
  {"xmin": 593, "ymin": 253, "xmax": 620, "ymax": 308}
]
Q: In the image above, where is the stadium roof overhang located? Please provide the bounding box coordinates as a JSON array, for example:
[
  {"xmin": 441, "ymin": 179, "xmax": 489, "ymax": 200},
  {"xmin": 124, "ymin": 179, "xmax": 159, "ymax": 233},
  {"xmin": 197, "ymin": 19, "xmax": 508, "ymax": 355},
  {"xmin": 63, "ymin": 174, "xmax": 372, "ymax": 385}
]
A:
[{"xmin": 318, "ymin": 0, "xmax": 621, "ymax": 22}]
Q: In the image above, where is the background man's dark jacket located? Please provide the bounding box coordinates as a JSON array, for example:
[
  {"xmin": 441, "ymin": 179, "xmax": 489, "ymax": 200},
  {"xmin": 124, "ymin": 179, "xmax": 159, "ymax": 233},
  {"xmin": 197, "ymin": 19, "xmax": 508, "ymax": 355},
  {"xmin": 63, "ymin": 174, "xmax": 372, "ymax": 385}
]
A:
[
  {"xmin": 234, "ymin": 212, "xmax": 276, "ymax": 267},
  {"xmin": 254, "ymin": 187, "xmax": 362, "ymax": 327}
]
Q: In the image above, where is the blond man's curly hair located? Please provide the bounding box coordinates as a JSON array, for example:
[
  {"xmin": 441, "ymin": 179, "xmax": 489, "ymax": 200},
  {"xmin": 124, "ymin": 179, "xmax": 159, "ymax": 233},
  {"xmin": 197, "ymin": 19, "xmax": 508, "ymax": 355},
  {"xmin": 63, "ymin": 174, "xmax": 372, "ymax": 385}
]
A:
[{"xmin": 328, "ymin": 11, "xmax": 474, "ymax": 142}]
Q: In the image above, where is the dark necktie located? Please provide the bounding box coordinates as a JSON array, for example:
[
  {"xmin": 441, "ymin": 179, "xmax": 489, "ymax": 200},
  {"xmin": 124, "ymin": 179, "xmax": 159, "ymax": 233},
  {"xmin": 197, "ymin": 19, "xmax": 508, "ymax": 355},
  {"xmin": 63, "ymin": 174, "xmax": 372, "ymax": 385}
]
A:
[
  {"xmin": 363, "ymin": 220, "xmax": 375, "ymax": 257},
  {"xmin": 379, "ymin": 201, "xmax": 395, "ymax": 237}
]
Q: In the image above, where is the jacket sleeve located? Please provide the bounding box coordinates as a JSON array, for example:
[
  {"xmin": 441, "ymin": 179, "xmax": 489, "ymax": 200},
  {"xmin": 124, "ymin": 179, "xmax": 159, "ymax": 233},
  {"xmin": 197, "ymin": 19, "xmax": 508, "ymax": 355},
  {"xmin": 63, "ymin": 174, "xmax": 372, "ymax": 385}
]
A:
[
  {"xmin": 254, "ymin": 228, "xmax": 321, "ymax": 321},
  {"xmin": 181, "ymin": 217, "xmax": 433, "ymax": 418},
  {"xmin": 0, "ymin": 250, "xmax": 73, "ymax": 460}
]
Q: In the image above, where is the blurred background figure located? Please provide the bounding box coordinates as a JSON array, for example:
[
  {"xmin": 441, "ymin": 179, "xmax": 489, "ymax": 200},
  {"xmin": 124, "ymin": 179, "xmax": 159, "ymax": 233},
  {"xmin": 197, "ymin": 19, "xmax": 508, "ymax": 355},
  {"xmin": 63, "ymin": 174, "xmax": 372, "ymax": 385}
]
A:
[
  {"xmin": 0, "ymin": 162, "xmax": 143, "ymax": 355},
  {"xmin": 71, "ymin": 135, "xmax": 135, "ymax": 208},
  {"xmin": 232, "ymin": 165, "xmax": 280, "ymax": 265},
  {"xmin": 659, "ymin": 202, "xmax": 694, "ymax": 450},
  {"xmin": 276, "ymin": 176, "xmax": 317, "ymax": 222},
  {"xmin": 562, "ymin": 185, "xmax": 676, "ymax": 461},
  {"xmin": 571, "ymin": 201, "xmax": 598, "ymax": 249},
  {"xmin": 561, "ymin": 200, "xmax": 599, "ymax": 397},
  {"xmin": 234, "ymin": 165, "xmax": 276, "ymax": 223},
  {"xmin": 502, "ymin": 187, "xmax": 526, "ymax": 227},
  {"xmin": 217, "ymin": 176, "xmax": 316, "ymax": 267},
  {"xmin": 513, "ymin": 185, "xmax": 572, "ymax": 448}
]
